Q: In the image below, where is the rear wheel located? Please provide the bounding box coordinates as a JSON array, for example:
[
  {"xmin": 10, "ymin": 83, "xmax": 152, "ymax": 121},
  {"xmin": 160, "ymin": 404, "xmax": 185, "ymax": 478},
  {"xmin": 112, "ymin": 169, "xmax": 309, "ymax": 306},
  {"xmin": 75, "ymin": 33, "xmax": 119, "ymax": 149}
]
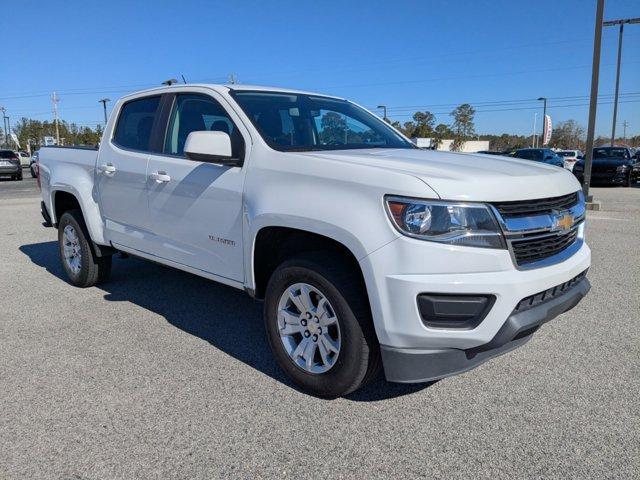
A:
[
  {"xmin": 264, "ymin": 252, "xmax": 380, "ymax": 398},
  {"xmin": 58, "ymin": 209, "xmax": 112, "ymax": 287}
]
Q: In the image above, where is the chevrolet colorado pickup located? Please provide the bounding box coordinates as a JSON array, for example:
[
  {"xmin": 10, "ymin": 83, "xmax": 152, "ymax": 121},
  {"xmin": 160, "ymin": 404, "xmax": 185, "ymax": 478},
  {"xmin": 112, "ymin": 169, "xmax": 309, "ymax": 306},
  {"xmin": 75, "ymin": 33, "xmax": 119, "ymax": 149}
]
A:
[{"xmin": 38, "ymin": 84, "xmax": 591, "ymax": 397}]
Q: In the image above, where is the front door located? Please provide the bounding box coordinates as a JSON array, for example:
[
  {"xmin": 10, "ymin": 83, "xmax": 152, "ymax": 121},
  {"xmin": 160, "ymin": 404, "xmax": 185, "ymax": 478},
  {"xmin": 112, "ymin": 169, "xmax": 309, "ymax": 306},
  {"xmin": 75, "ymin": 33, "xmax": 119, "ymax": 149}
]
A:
[
  {"xmin": 145, "ymin": 92, "xmax": 247, "ymax": 282},
  {"xmin": 97, "ymin": 95, "xmax": 161, "ymax": 251}
]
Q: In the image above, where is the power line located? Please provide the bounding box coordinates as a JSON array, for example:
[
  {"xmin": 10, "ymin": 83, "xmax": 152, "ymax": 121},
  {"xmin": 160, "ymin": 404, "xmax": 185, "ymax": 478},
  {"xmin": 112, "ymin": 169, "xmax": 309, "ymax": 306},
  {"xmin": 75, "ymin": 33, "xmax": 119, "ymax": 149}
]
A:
[
  {"xmin": 376, "ymin": 92, "xmax": 640, "ymax": 112},
  {"xmin": 323, "ymin": 60, "xmax": 640, "ymax": 90},
  {"xmin": 388, "ymin": 99, "xmax": 640, "ymax": 119}
]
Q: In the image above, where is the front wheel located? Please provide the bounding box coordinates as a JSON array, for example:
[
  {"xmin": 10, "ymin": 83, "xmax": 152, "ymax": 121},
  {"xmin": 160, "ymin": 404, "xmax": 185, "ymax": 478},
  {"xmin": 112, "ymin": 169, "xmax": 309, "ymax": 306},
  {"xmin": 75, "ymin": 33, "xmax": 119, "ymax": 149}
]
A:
[
  {"xmin": 264, "ymin": 252, "xmax": 380, "ymax": 398},
  {"xmin": 58, "ymin": 209, "xmax": 112, "ymax": 287}
]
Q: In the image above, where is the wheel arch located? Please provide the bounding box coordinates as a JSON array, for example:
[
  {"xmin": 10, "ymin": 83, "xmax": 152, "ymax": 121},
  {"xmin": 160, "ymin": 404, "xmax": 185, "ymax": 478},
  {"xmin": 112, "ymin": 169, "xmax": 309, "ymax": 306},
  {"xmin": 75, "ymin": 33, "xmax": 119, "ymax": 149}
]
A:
[
  {"xmin": 249, "ymin": 223, "xmax": 369, "ymax": 301},
  {"xmin": 50, "ymin": 185, "xmax": 107, "ymax": 246}
]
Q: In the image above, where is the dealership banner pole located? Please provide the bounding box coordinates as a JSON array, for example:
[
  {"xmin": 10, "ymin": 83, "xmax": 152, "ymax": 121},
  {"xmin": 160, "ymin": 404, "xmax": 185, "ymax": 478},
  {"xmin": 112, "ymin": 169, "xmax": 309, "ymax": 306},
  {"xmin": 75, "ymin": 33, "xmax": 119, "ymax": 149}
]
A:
[{"xmin": 582, "ymin": 0, "xmax": 605, "ymax": 202}]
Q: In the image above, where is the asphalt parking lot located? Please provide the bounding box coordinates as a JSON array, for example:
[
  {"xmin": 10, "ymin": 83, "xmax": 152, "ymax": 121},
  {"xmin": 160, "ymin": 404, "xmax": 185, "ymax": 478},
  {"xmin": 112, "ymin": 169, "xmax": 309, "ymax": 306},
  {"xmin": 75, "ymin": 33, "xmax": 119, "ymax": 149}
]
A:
[{"xmin": 1, "ymin": 176, "xmax": 638, "ymax": 479}]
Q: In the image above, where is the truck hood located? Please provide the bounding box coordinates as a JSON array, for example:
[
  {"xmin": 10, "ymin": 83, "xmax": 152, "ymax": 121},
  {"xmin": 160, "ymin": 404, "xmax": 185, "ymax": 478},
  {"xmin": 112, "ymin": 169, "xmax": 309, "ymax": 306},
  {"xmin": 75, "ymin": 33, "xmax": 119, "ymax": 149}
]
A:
[{"xmin": 299, "ymin": 148, "xmax": 580, "ymax": 201}]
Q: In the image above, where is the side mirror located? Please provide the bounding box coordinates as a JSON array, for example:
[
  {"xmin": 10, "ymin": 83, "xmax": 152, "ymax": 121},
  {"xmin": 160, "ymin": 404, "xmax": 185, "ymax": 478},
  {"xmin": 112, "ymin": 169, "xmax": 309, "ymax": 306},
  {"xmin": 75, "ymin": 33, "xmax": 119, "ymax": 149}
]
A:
[{"xmin": 184, "ymin": 131, "xmax": 242, "ymax": 166}]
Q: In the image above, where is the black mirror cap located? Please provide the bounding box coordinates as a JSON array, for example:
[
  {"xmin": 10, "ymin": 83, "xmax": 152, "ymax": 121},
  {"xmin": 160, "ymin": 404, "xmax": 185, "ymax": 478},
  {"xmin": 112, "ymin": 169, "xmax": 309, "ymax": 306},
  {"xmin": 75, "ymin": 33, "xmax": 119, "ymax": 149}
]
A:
[{"xmin": 185, "ymin": 151, "xmax": 243, "ymax": 167}]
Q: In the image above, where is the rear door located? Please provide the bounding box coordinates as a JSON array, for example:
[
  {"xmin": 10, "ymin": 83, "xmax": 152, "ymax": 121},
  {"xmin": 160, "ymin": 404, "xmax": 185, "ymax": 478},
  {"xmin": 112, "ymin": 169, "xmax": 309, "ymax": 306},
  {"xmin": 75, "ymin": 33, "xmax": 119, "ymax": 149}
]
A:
[
  {"xmin": 144, "ymin": 90, "xmax": 249, "ymax": 282},
  {"xmin": 97, "ymin": 95, "xmax": 161, "ymax": 251}
]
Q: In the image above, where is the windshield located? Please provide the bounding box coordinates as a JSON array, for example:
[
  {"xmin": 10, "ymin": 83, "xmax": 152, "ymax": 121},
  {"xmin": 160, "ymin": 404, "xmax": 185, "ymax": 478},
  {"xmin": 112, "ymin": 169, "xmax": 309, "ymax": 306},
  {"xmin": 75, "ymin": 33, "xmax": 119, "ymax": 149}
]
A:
[
  {"xmin": 593, "ymin": 148, "xmax": 628, "ymax": 159},
  {"xmin": 558, "ymin": 151, "xmax": 575, "ymax": 157},
  {"xmin": 231, "ymin": 91, "xmax": 414, "ymax": 152}
]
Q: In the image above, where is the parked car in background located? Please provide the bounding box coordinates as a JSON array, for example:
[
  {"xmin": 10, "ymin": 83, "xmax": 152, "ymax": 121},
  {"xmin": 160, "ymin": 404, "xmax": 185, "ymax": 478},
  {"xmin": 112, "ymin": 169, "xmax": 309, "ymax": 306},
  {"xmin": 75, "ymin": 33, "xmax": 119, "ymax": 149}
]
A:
[
  {"xmin": 513, "ymin": 148, "xmax": 564, "ymax": 167},
  {"xmin": 16, "ymin": 151, "xmax": 31, "ymax": 168},
  {"xmin": 556, "ymin": 149, "xmax": 583, "ymax": 171},
  {"xmin": 0, "ymin": 150, "xmax": 23, "ymax": 180},
  {"xmin": 572, "ymin": 146, "xmax": 638, "ymax": 187},
  {"xmin": 30, "ymin": 151, "xmax": 39, "ymax": 178}
]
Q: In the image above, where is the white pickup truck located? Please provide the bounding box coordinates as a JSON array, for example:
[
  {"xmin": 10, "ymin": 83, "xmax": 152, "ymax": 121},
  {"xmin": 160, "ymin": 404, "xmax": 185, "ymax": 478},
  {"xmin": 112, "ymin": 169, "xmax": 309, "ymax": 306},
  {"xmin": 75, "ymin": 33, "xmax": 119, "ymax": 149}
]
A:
[{"xmin": 38, "ymin": 84, "xmax": 591, "ymax": 397}]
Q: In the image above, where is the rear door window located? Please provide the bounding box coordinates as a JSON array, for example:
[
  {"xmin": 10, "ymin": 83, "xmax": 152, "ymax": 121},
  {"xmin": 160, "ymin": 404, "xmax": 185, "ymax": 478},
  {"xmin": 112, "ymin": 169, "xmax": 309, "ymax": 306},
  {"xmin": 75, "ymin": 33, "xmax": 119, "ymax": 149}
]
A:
[{"xmin": 113, "ymin": 96, "xmax": 161, "ymax": 151}]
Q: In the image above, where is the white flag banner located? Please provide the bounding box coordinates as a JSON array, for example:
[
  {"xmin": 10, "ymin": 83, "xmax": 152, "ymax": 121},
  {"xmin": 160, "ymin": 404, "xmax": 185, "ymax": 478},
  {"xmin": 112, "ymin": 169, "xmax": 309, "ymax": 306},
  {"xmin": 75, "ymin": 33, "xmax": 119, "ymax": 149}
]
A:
[
  {"xmin": 542, "ymin": 115, "xmax": 552, "ymax": 146},
  {"xmin": 10, "ymin": 133, "xmax": 20, "ymax": 149}
]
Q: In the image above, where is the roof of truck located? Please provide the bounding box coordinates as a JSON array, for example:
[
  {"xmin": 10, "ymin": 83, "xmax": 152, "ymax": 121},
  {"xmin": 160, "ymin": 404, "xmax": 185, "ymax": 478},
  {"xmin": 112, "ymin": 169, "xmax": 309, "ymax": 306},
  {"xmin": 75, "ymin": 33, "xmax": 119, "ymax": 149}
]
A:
[{"xmin": 120, "ymin": 83, "xmax": 345, "ymax": 101}]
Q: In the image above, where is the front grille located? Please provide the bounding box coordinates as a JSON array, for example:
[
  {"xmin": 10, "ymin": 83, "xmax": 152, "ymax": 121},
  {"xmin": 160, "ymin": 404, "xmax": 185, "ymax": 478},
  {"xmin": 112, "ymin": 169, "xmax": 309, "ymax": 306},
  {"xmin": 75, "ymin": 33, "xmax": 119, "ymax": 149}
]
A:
[
  {"xmin": 514, "ymin": 270, "xmax": 588, "ymax": 312},
  {"xmin": 511, "ymin": 227, "xmax": 578, "ymax": 266},
  {"xmin": 492, "ymin": 192, "xmax": 578, "ymax": 218}
]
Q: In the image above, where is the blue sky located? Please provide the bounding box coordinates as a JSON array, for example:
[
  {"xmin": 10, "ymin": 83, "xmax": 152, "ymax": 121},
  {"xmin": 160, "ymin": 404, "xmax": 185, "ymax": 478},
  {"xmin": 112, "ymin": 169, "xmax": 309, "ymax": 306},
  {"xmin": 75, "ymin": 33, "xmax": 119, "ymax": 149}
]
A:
[{"xmin": 2, "ymin": 0, "xmax": 639, "ymax": 137}]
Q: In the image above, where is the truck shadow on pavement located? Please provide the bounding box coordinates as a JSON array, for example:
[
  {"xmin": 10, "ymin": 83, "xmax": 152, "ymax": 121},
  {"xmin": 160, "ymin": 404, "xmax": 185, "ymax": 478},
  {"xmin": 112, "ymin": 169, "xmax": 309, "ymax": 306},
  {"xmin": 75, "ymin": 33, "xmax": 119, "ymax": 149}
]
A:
[{"xmin": 20, "ymin": 241, "xmax": 433, "ymax": 402}]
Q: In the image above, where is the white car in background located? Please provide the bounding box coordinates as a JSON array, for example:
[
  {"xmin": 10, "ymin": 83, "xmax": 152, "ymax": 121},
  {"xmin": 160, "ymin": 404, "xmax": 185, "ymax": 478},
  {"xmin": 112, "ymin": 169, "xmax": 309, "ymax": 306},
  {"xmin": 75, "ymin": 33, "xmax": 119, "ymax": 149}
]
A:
[
  {"xmin": 556, "ymin": 150, "xmax": 583, "ymax": 171},
  {"xmin": 16, "ymin": 151, "xmax": 31, "ymax": 168}
]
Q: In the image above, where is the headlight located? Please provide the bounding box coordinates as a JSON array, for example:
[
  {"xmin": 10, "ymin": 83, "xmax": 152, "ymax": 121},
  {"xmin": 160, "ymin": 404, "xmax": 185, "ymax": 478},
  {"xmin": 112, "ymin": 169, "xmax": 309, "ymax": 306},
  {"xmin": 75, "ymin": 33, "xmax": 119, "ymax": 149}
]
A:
[
  {"xmin": 385, "ymin": 196, "xmax": 505, "ymax": 249},
  {"xmin": 616, "ymin": 165, "xmax": 629, "ymax": 173}
]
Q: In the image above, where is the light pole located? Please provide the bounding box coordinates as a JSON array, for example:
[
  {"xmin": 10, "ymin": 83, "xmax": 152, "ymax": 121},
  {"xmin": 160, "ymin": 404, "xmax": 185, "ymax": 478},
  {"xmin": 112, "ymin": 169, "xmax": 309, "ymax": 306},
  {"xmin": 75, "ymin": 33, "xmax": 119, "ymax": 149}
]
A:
[
  {"xmin": 99, "ymin": 98, "xmax": 110, "ymax": 125},
  {"xmin": 603, "ymin": 18, "xmax": 640, "ymax": 146},
  {"xmin": 583, "ymin": 0, "xmax": 605, "ymax": 202},
  {"xmin": 377, "ymin": 105, "xmax": 388, "ymax": 122},
  {"xmin": 537, "ymin": 97, "xmax": 547, "ymax": 146}
]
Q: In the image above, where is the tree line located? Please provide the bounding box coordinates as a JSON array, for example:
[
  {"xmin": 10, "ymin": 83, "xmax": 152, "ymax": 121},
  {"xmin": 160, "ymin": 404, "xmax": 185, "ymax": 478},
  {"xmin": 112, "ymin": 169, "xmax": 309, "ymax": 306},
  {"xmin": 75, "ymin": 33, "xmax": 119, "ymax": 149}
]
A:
[
  {"xmin": 1, "ymin": 118, "xmax": 103, "ymax": 152},
  {"xmin": 1, "ymin": 111, "xmax": 637, "ymax": 154},
  {"xmin": 388, "ymin": 105, "xmax": 638, "ymax": 151}
]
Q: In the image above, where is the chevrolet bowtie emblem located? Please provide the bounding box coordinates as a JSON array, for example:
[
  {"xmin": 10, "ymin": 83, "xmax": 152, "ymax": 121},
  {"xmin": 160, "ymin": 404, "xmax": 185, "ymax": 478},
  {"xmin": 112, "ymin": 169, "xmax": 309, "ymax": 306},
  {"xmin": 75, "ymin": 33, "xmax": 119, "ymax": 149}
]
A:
[{"xmin": 552, "ymin": 211, "xmax": 574, "ymax": 232}]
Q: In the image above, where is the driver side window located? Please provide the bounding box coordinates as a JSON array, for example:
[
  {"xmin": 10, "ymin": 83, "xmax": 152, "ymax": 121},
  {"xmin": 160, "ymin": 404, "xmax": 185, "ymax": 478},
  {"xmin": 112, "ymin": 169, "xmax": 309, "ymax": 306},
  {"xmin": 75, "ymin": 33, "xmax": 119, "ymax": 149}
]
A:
[{"xmin": 164, "ymin": 94, "xmax": 244, "ymax": 159}]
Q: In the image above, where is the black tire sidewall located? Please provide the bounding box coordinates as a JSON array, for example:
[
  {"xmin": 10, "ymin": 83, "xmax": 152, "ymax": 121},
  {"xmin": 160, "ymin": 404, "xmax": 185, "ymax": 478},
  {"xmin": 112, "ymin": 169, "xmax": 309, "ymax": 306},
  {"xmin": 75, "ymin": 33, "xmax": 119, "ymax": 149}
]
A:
[
  {"xmin": 264, "ymin": 260, "xmax": 373, "ymax": 398},
  {"xmin": 58, "ymin": 211, "xmax": 95, "ymax": 287}
]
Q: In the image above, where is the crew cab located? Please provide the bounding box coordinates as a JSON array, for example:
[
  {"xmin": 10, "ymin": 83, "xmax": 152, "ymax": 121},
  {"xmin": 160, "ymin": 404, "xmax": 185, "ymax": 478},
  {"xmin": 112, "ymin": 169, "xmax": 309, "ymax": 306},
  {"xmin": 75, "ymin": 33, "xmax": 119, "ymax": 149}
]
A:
[{"xmin": 38, "ymin": 84, "xmax": 591, "ymax": 397}]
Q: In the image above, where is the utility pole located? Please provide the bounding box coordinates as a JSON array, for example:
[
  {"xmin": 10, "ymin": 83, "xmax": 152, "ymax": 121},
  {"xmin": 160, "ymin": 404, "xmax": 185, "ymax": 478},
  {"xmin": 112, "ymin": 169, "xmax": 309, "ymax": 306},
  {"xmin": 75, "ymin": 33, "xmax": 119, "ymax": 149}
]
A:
[
  {"xmin": 0, "ymin": 106, "xmax": 6, "ymax": 147},
  {"xmin": 377, "ymin": 105, "xmax": 388, "ymax": 122},
  {"xmin": 228, "ymin": 73, "xmax": 237, "ymax": 84},
  {"xmin": 603, "ymin": 18, "xmax": 640, "ymax": 146},
  {"xmin": 52, "ymin": 92, "xmax": 60, "ymax": 145},
  {"xmin": 537, "ymin": 97, "xmax": 547, "ymax": 145},
  {"xmin": 531, "ymin": 113, "xmax": 538, "ymax": 148},
  {"xmin": 622, "ymin": 120, "xmax": 628, "ymax": 143},
  {"xmin": 99, "ymin": 98, "xmax": 110, "ymax": 125},
  {"xmin": 583, "ymin": 0, "xmax": 605, "ymax": 203}
]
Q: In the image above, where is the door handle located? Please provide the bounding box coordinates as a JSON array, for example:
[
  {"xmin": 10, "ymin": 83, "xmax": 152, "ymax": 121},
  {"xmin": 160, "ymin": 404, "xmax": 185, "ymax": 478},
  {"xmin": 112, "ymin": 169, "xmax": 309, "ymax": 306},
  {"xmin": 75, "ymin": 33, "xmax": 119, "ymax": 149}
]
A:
[
  {"xmin": 150, "ymin": 171, "xmax": 171, "ymax": 183},
  {"xmin": 100, "ymin": 163, "xmax": 116, "ymax": 175}
]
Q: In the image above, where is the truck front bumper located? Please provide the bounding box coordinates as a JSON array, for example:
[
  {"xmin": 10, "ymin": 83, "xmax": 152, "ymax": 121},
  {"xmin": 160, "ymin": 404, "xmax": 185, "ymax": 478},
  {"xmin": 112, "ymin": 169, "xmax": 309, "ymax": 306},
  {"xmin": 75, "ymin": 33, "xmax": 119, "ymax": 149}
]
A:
[
  {"xmin": 381, "ymin": 273, "xmax": 590, "ymax": 383},
  {"xmin": 359, "ymin": 233, "xmax": 591, "ymax": 383}
]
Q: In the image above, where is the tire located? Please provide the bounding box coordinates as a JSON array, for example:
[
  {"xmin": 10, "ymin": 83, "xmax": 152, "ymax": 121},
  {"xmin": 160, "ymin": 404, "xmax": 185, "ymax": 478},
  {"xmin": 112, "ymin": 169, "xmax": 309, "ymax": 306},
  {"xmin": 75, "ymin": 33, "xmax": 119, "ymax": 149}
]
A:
[
  {"xmin": 17, "ymin": 172, "xmax": 23, "ymax": 181},
  {"xmin": 58, "ymin": 209, "xmax": 112, "ymax": 288},
  {"xmin": 30, "ymin": 166, "xmax": 37, "ymax": 178},
  {"xmin": 624, "ymin": 173, "xmax": 632, "ymax": 187},
  {"xmin": 264, "ymin": 252, "xmax": 380, "ymax": 398}
]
